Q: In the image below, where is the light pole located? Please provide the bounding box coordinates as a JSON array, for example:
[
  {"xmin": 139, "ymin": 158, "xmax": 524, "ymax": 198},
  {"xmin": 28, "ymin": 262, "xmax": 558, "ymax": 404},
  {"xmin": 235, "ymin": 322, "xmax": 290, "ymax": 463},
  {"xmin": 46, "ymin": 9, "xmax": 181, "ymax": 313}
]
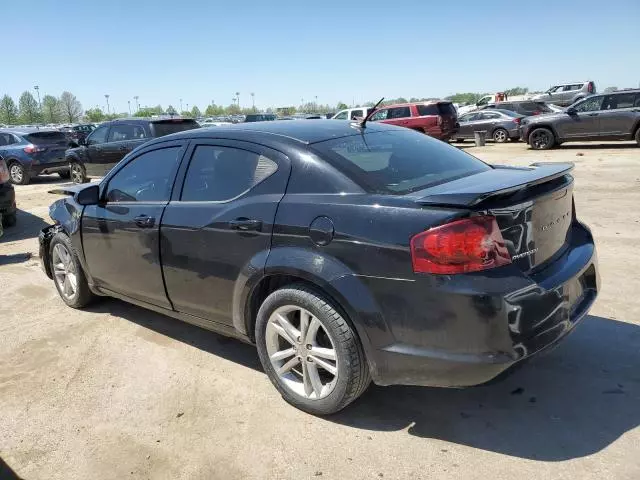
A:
[
  {"xmin": 314, "ymin": 95, "xmax": 318, "ymax": 113},
  {"xmin": 251, "ymin": 92, "xmax": 255, "ymax": 111},
  {"xmin": 34, "ymin": 85, "xmax": 41, "ymax": 108},
  {"xmin": 186, "ymin": 103, "xmax": 189, "ymax": 113},
  {"xmin": 105, "ymin": 94, "xmax": 110, "ymax": 115},
  {"xmin": 180, "ymin": 98, "xmax": 183, "ymax": 112},
  {"xmin": 134, "ymin": 96, "xmax": 139, "ymax": 111},
  {"xmin": 128, "ymin": 100, "xmax": 131, "ymax": 115},
  {"xmin": 235, "ymin": 92, "xmax": 240, "ymax": 108}
]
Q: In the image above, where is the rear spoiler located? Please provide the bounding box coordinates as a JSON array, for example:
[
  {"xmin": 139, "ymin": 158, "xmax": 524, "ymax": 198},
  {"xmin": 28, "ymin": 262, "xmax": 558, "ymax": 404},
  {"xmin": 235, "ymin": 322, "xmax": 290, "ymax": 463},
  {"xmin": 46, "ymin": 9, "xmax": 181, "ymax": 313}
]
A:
[{"xmin": 413, "ymin": 162, "xmax": 574, "ymax": 207}]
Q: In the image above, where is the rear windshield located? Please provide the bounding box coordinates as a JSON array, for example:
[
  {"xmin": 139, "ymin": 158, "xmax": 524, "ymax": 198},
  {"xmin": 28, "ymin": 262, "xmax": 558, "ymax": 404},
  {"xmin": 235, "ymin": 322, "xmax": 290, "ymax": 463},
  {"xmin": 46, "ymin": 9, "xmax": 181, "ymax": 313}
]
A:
[
  {"xmin": 24, "ymin": 131, "xmax": 68, "ymax": 144},
  {"xmin": 417, "ymin": 103, "xmax": 456, "ymax": 117},
  {"xmin": 311, "ymin": 130, "xmax": 490, "ymax": 195},
  {"xmin": 151, "ymin": 120, "xmax": 199, "ymax": 137}
]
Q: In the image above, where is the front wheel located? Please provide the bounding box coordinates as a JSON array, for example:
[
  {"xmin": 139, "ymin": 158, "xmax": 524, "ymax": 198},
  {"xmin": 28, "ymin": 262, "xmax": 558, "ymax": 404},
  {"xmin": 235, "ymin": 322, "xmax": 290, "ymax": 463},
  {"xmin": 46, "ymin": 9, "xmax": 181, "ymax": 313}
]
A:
[
  {"xmin": 492, "ymin": 128, "xmax": 508, "ymax": 143},
  {"xmin": 529, "ymin": 128, "xmax": 556, "ymax": 150},
  {"xmin": 256, "ymin": 285, "xmax": 370, "ymax": 415},
  {"xmin": 634, "ymin": 127, "xmax": 640, "ymax": 146},
  {"xmin": 49, "ymin": 232, "xmax": 94, "ymax": 308},
  {"xmin": 69, "ymin": 162, "xmax": 88, "ymax": 184}
]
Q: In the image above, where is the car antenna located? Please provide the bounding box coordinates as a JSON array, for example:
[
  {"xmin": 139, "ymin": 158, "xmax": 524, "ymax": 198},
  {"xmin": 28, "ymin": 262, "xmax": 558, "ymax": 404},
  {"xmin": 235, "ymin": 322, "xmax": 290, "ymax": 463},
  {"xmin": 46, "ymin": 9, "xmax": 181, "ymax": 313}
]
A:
[{"xmin": 357, "ymin": 97, "xmax": 385, "ymax": 128}]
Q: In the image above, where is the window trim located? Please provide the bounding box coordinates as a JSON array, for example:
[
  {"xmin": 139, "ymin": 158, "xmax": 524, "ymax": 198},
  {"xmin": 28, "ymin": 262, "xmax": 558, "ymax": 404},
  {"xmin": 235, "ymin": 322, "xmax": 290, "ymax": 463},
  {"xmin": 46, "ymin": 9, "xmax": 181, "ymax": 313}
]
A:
[{"xmin": 177, "ymin": 142, "xmax": 281, "ymax": 204}]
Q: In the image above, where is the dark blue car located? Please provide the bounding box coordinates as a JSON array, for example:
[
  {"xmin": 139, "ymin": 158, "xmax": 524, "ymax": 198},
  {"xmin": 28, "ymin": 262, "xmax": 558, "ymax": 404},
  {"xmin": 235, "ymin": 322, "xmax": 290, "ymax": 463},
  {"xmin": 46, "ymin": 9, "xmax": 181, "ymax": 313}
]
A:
[{"xmin": 0, "ymin": 128, "xmax": 70, "ymax": 185}]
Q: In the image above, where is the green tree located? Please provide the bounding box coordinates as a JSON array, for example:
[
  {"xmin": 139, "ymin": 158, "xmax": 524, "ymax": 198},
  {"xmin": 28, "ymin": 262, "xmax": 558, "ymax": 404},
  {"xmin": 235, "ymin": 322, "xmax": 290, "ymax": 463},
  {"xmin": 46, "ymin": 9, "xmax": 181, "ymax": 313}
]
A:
[
  {"xmin": 0, "ymin": 95, "xmax": 19, "ymax": 124},
  {"xmin": 191, "ymin": 106, "xmax": 201, "ymax": 117},
  {"xmin": 336, "ymin": 102, "xmax": 348, "ymax": 110},
  {"xmin": 59, "ymin": 91, "xmax": 83, "ymax": 122},
  {"xmin": 42, "ymin": 95, "xmax": 61, "ymax": 123},
  {"xmin": 18, "ymin": 91, "xmax": 41, "ymax": 124},
  {"xmin": 180, "ymin": 110, "xmax": 192, "ymax": 117},
  {"xmin": 504, "ymin": 87, "xmax": 529, "ymax": 97},
  {"xmin": 166, "ymin": 105, "xmax": 177, "ymax": 115},
  {"xmin": 224, "ymin": 103, "xmax": 241, "ymax": 115},
  {"xmin": 84, "ymin": 108, "xmax": 105, "ymax": 123},
  {"xmin": 445, "ymin": 92, "xmax": 486, "ymax": 105}
]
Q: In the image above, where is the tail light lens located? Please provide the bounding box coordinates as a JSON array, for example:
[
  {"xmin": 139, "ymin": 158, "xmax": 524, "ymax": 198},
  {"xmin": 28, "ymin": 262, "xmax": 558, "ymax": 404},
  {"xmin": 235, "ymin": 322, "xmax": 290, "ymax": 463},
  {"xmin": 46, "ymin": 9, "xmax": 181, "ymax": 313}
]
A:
[
  {"xmin": 0, "ymin": 160, "xmax": 9, "ymax": 183},
  {"xmin": 23, "ymin": 144, "xmax": 46, "ymax": 154},
  {"xmin": 588, "ymin": 82, "xmax": 594, "ymax": 93},
  {"xmin": 410, "ymin": 216, "xmax": 512, "ymax": 274},
  {"xmin": 513, "ymin": 117, "xmax": 521, "ymax": 125}
]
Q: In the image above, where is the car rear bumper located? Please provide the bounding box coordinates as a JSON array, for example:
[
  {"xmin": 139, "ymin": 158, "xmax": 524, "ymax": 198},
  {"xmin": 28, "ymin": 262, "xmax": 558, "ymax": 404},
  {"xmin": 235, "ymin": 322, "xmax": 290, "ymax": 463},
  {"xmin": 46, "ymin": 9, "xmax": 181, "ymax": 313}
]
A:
[
  {"xmin": 31, "ymin": 160, "xmax": 69, "ymax": 175},
  {"xmin": 359, "ymin": 221, "xmax": 599, "ymax": 387},
  {"xmin": 0, "ymin": 182, "xmax": 16, "ymax": 215}
]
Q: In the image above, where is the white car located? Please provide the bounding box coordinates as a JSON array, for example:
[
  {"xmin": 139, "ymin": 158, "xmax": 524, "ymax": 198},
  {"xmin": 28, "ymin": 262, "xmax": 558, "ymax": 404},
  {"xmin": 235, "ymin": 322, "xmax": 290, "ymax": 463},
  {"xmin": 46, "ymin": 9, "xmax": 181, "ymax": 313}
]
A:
[
  {"xmin": 199, "ymin": 120, "xmax": 233, "ymax": 128},
  {"xmin": 331, "ymin": 107, "xmax": 374, "ymax": 120}
]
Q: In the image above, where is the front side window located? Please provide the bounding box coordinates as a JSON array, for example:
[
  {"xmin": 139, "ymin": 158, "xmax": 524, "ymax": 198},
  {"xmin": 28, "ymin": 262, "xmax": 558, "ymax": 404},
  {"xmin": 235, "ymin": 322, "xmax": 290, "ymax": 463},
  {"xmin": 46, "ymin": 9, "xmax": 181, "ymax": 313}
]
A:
[
  {"xmin": 370, "ymin": 109, "xmax": 388, "ymax": 121},
  {"xmin": 86, "ymin": 125, "xmax": 109, "ymax": 145},
  {"xmin": 573, "ymin": 96, "xmax": 604, "ymax": 112},
  {"xmin": 181, "ymin": 146, "xmax": 278, "ymax": 202},
  {"xmin": 333, "ymin": 111, "xmax": 348, "ymax": 120},
  {"xmin": 312, "ymin": 129, "xmax": 490, "ymax": 195},
  {"xmin": 105, "ymin": 146, "xmax": 181, "ymax": 202},
  {"xmin": 388, "ymin": 107, "xmax": 411, "ymax": 119},
  {"xmin": 350, "ymin": 109, "xmax": 365, "ymax": 120}
]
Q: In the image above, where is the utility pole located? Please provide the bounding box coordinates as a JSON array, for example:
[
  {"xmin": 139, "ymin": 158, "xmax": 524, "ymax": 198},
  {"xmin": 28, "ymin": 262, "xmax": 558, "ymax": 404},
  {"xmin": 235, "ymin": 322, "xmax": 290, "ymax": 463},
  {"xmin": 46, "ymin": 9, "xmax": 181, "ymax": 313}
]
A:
[
  {"xmin": 180, "ymin": 98, "xmax": 183, "ymax": 112},
  {"xmin": 236, "ymin": 92, "xmax": 240, "ymax": 108},
  {"xmin": 251, "ymin": 92, "xmax": 255, "ymax": 111},
  {"xmin": 186, "ymin": 103, "xmax": 189, "ymax": 113},
  {"xmin": 314, "ymin": 95, "xmax": 318, "ymax": 112},
  {"xmin": 134, "ymin": 96, "xmax": 139, "ymax": 111},
  {"xmin": 34, "ymin": 85, "xmax": 41, "ymax": 108},
  {"xmin": 105, "ymin": 94, "xmax": 110, "ymax": 115},
  {"xmin": 128, "ymin": 100, "xmax": 131, "ymax": 115}
]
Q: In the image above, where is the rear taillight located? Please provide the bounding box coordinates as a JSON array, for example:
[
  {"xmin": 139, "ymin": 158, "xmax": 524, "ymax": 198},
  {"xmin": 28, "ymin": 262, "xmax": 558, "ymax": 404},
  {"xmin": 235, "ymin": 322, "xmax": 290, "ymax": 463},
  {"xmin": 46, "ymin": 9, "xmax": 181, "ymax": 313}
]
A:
[
  {"xmin": 588, "ymin": 82, "xmax": 594, "ymax": 93},
  {"xmin": 0, "ymin": 161, "xmax": 9, "ymax": 183},
  {"xmin": 410, "ymin": 216, "xmax": 511, "ymax": 274},
  {"xmin": 513, "ymin": 117, "xmax": 521, "ymax": 125},
  {"xmin": 23, "ymin": 144, "xmax": 46, "ymax": 154}
]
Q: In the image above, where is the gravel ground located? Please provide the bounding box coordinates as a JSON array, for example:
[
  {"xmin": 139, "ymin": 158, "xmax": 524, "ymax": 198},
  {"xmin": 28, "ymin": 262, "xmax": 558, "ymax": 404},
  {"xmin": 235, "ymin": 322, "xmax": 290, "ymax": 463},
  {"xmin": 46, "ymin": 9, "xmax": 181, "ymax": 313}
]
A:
[{"xmin": 1, "ymin": 141, "xmax": 639, "ymax": 480}]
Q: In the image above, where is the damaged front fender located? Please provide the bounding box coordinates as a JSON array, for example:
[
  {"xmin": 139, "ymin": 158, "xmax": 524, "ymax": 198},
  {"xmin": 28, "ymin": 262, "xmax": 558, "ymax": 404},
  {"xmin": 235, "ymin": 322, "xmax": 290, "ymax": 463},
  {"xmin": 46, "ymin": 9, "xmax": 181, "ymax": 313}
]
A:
[{"xmin": 39, "ymin": 224, "xmax": 64, "ymax": 279}]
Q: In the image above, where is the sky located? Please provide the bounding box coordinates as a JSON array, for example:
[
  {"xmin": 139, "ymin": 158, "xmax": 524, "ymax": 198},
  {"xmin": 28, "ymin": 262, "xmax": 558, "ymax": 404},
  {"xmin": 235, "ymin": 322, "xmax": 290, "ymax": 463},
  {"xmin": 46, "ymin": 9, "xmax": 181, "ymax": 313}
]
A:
[{"xmin": 5, "ymin": 0, "xmax": 640, "ymax": 113}]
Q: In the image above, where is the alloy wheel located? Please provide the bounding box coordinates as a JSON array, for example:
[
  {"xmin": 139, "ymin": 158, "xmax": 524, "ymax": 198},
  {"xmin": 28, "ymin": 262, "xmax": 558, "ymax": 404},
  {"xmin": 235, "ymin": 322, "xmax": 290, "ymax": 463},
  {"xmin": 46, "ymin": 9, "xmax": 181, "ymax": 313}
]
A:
[
  {"xmin": 493, "ymin": 129, "xmax": 507, "ymax": 142},
  {"xmin": 265, "ymin": 305, "xmax": 339, "ymax": 400},
  {"xmin": 9, "ymin": 164, "xmax": 23, "ymax": 183},
  {"xmin": 531, "ymin": 130, "xmax": 551, "ymax": 149},
  {"xmin": 52, "ymin": 243, "xmax": 78, "ymax": 300},
  {"xmin": 70, "ymin": 164, "xmax": 84, "ymax": 183}
]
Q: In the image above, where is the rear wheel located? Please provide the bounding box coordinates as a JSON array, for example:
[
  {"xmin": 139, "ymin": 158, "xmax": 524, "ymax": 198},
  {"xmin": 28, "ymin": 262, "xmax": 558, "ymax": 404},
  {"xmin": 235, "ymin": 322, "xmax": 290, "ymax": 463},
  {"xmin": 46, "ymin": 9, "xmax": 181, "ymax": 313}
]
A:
[
  {"xmin": 256, "ymin": 285, "xmax": 370, "ymax": 415},
  {"xmin": 70, "ymin": 162, "xmax": 88, "ymax": 184},
  {"xmin": 492, "ymin": 128, "xmax": 508, "ymax": 143},
  {"xmin": 529, "ymin": 128, "xmax": 556, "ymax": 150},
  {"xmin": 8, "ymin": 162, "xmax": 30, "ymax": 185},
  {"xmin": 634, "ymin": 127, "xmax": 640, "ymax": 146},
  {"xmin": 49, "ymin": 232, "xmax": 94, "ymax": 308}
]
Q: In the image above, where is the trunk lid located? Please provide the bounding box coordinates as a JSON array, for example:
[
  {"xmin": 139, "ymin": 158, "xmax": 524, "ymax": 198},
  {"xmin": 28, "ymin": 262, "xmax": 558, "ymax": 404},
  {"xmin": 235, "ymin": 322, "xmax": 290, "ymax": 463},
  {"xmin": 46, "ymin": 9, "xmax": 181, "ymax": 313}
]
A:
[
  {"xmin": 24, "ymin": 131, "xmax": 68, "ymax": 163},
  {"xmin": 413, "ymin": 163, "xmax": 575, "ymax": 271}
]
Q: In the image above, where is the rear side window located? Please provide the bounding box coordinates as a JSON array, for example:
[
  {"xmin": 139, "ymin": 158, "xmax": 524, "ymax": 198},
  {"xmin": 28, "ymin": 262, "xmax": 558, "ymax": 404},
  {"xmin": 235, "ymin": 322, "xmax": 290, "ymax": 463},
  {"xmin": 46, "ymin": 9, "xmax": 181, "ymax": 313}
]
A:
[
  {"xmin": 417, "ymin": 104, "xmax": 439, "ymax": 116},
  {"xmin": 0, "ymin": 133, "xmax": 17, "ymax": 146},
  {"xmin": 603, "ymin": 93, "xmax": 639, "ymax": 110},
  {"xmin": 106, "ymin": 146, "xmax": 181, "ymax": 202},
  {"xmin": 24, "ymin": 132, "xmax": 68, "ymax": 144},
  {"xmin": 151, "ymin": 120, "xmax": 199, "ymax": 137},
  {"xmin": 181, "ymin": 146, "xmax": 278, "ymax": 202},
  {"xmin": 333, "ymin": 111, "xmax": 348, "ymax": 120},
  {"xmin": 108, "ymin": 124, "xmax": 147, "ymax": 142},
  {"xmin": 312, "ymin": 130, "xmax": 490, "ymax": 195},
  {"xmin": 517, "ymin": 102, "xmax": 551, "ymax": 114}
]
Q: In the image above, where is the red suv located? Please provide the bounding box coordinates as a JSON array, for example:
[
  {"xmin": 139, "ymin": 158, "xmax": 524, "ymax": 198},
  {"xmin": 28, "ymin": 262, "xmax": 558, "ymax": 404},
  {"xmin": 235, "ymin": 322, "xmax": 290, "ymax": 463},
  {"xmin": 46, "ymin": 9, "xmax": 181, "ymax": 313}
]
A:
[{"xmin": 369, "ymin": 101, "xmax": 458, "ymax": 140}]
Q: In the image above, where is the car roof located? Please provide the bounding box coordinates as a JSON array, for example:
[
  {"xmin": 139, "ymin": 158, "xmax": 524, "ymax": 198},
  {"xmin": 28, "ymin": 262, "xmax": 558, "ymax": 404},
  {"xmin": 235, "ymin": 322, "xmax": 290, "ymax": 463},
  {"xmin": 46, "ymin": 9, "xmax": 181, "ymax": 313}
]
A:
[
  {"xmin": 99, "ymin": 117, "xmax": 198, "ymax": 125},
  {"xmin": 0, "ymin": 127, "xmax": 60, "ymax": 135},
  {"xmin": 605, "ymin": 88, "xmax": 640, "ymax": 94},
  {"xmin": 159, "ymin": 119, "xmax": 395, "ymax": 145}
]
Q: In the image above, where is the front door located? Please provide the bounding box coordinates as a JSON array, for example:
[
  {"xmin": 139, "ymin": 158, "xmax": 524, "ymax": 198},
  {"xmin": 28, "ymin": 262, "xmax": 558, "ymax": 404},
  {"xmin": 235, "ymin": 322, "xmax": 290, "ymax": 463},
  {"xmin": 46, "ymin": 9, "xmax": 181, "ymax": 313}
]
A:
[
  {"xmin": 83, "ymin": 124, "xmax": 112, "ymax": 177},
  {"xmin": 555, "ymin": 96, "xmax": 604, "ymax": 139},
  {"xmin": 101, "ymin": 123, "xmax": 149, "ymax": 175},
  {"xmin": 82, "ymin": 142, "xmax": 186, "ymax": 308},
  {"xmin": 457, "ymin": 113, "xmax": 481, "ymax": 138},
  {"xmin": 160, "ymin": 140, "xmax": 291, "ymax": 325}
]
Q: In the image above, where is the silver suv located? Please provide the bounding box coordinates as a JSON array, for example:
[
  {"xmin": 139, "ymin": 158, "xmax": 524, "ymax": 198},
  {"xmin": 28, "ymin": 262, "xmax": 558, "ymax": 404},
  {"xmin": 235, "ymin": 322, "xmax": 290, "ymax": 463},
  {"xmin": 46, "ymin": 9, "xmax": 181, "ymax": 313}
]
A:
[
  {"xmin": 532, "ymin": 81, "xmax": 596, "ymax": 107},
  {"xmin": 521, "ymin": 89, "xmax": 640, "ymax": 149}
]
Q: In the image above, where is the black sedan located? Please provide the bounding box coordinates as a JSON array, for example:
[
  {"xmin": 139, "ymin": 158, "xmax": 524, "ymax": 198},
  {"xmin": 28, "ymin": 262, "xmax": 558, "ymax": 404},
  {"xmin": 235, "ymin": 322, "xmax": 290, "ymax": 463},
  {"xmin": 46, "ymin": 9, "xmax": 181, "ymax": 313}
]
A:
[
  {"xmin": 456, "ymin": 109, "xmax": 524, "ymax": 143},
  {"xmin": 39, "ymin": 120, "xmax": 599, "ymax": 415}
]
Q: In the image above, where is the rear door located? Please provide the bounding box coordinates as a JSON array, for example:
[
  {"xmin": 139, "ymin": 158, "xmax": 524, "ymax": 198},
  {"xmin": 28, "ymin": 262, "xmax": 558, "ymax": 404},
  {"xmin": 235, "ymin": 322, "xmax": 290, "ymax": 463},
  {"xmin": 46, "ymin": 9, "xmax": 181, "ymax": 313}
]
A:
[
  {"xmin": 599, "ymin": 92, "xmax": 639, "ymax": 136},
  {"xmin": 82, "ymin": 141, "xmax": 186, "ymax": 307},
  {"xmin": 161, "ymin": 140, "xmax": 291, "ymax": 325},
  {"xmin": 380, "ymin": 106, "xmax": 412, "ymax": 128}
]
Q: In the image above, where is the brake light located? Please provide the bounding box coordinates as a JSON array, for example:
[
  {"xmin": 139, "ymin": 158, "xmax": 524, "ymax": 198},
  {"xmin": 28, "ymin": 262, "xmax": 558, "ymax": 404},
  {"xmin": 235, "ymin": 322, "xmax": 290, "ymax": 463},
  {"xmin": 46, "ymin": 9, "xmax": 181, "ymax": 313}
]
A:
[
  {"xmin": 23, "ymin": 144, "xmax": 46, "ymax": 154},
  {"xmin": 410, "ymin": 216, "xmax": 511, "ymax": 274},
  {"xmin": 513, "ymin": 117, "xmax": 521, "ymax": 124},
  {"xmin": 0, "ymin": 161, "xmax": 9, "ymax": 183},
  {"xmin": 588, "ymin": 82, "xmax": 594, "ymax": 93}
]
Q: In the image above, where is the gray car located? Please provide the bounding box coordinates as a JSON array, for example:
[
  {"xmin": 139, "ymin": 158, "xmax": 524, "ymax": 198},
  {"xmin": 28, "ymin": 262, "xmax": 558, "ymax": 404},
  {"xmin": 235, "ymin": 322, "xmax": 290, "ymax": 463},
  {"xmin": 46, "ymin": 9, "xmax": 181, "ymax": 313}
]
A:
[
  {"xmin": 531, "ymin": 81, "xmax": 596, "ymax": 107},
  {"xmin": 456, "ymin": 109, "xmax": 523, "ymax": 143},
  {"xmin": 521, "ymin": 89, "xmax": 640, "ymax": 149}
]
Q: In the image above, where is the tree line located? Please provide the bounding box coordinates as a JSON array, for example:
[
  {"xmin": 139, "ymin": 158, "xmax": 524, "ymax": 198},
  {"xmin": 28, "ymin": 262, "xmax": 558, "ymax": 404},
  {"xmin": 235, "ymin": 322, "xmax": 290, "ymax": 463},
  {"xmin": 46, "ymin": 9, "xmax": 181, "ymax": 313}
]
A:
[{"xmin": 0, "ymin": 91, "xmax": 83, "ymax": 125}]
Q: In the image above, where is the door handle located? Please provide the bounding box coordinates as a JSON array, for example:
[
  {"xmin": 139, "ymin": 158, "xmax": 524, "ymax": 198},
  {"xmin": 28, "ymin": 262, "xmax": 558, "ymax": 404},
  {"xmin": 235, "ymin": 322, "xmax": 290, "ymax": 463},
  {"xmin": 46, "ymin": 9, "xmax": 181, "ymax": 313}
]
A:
[
  {"xmin": 229, "ymin": 218, "xmax": 262, "ymax": 231},
  {"xmin": 134, "ymin": 215, "xmax": 155, "ymax": 228}
]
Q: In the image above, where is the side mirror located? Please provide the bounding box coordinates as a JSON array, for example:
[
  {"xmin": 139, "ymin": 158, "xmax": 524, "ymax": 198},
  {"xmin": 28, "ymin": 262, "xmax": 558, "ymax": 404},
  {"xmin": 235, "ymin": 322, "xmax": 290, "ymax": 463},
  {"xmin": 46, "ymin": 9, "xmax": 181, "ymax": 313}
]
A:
[
  {"xmin": 566, "ymin": 107, "xmax": 577, "ymax": 115},
  {"xmin": 76, "ymin": 184, "xmax": 99, "ymax": 206}
]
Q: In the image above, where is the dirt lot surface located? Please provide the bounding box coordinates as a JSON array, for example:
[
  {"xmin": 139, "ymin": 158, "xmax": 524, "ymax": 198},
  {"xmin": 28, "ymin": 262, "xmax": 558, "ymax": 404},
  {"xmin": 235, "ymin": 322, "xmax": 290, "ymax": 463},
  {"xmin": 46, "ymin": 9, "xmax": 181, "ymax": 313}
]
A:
[{"xmin": 1, "ymin": 141, "xmax": 639, "ymax": 480}]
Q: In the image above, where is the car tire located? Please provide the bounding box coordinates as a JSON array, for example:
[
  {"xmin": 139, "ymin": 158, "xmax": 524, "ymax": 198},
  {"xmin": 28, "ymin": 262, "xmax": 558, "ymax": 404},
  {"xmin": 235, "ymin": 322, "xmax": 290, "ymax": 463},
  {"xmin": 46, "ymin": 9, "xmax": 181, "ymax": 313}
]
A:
[
  {"xmin": 8, "ymin": 161, "xmax": 30, "ymax": 185},
  {"xmin": 255, "ymin": 285, "xmax": 371, "ymax": 415},
  {"xmin": 529, "ymin": 128, "xmax": 556, "ymax": 150},
  {"xmin": 456, "ymin": 138, "xmax": 464, "ymax": 143},
  {"xmin": 58, "ymin": 170, "xmax": 71, "ymax": 179},
  {"xmin": 49, "ymin": 232, "xmax": 94, "ymax": 309},
  {"xmin": 2, "ymin": 213, "xmax": 17, "ymax": 227},
  {"xmin": 492, "ymin": 128, "xmax": 509, "ymax": 143},
  {"xmin": 634, "ymin": 127, "xmax": 640, "ymax": 146},
  {"xmin": 69, "ymin": 162, "xmax": 88, "ymax": 184}
]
